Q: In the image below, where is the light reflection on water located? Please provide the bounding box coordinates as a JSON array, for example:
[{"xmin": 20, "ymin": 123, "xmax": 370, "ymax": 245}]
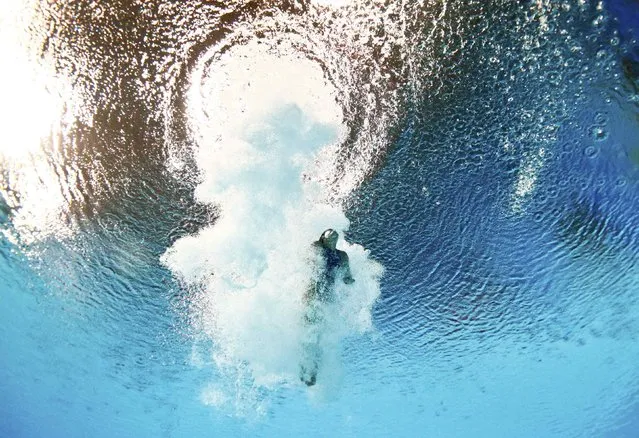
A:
[{"xmin": 1, "ymin": 0, "xmax": 639, "ymax": 436}]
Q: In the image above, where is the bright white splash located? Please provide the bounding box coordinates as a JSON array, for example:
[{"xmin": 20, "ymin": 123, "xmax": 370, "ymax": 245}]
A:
[
  {"xmin": 162, "ymin": 40, "xmax": 382, "ymax": 407},
  {"xmin": 0, "ymin": 0, "xmax": 78, "ymax": 243},
  {"xmin": 0, "ymin": 0, "xmax": 63, "ymax": 161}
]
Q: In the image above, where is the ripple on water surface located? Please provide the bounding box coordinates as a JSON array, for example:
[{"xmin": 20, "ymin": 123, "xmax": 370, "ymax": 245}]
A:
[{"xmin": 0, "ymin": 0, "xmax": 639, "ymax": 436}]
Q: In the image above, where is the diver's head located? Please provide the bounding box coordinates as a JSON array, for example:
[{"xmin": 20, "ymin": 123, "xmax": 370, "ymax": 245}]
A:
[{"xmin": 320, "ymin": 229, "xmax": 339, "ymax": 249}]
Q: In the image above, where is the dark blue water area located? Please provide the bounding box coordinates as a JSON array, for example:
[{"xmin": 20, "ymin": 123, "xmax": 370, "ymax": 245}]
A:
[
  {"xmin": 606, "ymin": 0, "xmax": 639, "ymax": 51},
  {"xmin": 350, "ymin": 87, "xmax": 638, "ymax": 337},
  {"xmin": 341, "ymin": 2, "xmax": 639, "ymax": 433}
]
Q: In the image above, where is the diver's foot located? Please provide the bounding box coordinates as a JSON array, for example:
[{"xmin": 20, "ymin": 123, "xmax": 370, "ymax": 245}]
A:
[{"xmin": 301, "ymin": 374, "xmax": 316, "ymax": 386}]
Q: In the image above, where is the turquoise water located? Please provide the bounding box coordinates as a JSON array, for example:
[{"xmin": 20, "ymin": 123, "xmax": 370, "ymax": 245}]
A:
[{"xmin": 1, "ymin": 1, "xmax": 639, "ymax": 437}]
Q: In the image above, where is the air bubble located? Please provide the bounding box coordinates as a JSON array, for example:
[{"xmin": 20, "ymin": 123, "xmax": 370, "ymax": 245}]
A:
[
  {"xmin": 588, "ymin": 125, "xmax": 608, "ymax": 141},
  {"xmin": 584, "ymin": 146, "xmax": 597, "ymax": 158},
  {"xmin": 561, "ymin": 142, "xmax": 573, "ymax": 153},
  {"xmin": 594, "ymin": 112, "xmax": 607, "ymax": 124},
  {"xmin": 536, "ymin": 192, "xmax": 548, "ymax": 204},
  {"xmin": 591, "ymin": 16, "xmax": 604, "ymax": 29}
]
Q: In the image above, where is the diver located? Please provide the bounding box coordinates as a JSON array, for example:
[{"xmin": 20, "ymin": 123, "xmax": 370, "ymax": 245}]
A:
[{"xmin": 300, "ymin": 229, "xmax": 354, "ymax": 386}]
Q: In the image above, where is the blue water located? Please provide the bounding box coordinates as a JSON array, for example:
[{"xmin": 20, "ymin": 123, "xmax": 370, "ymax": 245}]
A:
[{"xmin": 2, "ymin": 1, "xmax": 639, "ymax": 437}]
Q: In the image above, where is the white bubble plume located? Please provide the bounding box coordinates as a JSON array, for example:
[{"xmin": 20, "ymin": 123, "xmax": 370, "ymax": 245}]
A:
[{"xmin": 162, "ymin": 40, "xmax": 382, "ymax": 402}]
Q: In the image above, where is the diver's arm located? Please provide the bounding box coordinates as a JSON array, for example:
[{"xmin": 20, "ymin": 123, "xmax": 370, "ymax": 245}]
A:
[{"xmin": 339, "ymin": 252, "xmax": 355, "ymax": 284}]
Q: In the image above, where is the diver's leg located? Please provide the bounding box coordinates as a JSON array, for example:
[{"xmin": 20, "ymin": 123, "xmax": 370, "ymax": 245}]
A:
[
  {"xmin": 300, "ymin": 337, "xmax": 320, "ymax": 386},
  {"xmin": 300, "ymin": 304, "xmax": 323, "ymax": 386}
]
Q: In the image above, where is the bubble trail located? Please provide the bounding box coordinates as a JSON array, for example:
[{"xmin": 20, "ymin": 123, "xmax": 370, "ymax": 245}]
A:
[{"xmin": 161, "ymin": 40, "xmax": 383, "ymax": 410}]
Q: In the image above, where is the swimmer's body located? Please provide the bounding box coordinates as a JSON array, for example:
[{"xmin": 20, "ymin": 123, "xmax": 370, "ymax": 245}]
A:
[{"xmin": 300, "ymin": 229, "xmax": 354, "ymax": 386}]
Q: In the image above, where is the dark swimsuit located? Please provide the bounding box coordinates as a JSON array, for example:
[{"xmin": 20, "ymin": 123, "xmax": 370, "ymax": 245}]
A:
[
  {"xmin": 300, "ymin": 243, "xmax": 350, "ymax": 385},
  {"xmin": 313, "ymin": 243, "xmax": 344, "ymax": 303}
]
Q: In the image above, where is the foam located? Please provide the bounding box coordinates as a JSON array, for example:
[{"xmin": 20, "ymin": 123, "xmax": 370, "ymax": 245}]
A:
[{"xmin": 162, "ymin": 40, "xmax": 382, "ymax": 406}]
